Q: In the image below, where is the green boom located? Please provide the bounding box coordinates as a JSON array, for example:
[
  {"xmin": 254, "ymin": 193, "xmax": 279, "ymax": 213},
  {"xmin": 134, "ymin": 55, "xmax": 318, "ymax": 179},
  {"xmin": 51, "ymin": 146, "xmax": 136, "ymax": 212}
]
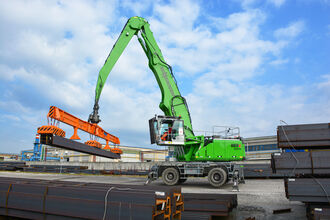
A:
[{"xmin": 93, "ymin": 16, "xmax": 194, "ymax": 138}]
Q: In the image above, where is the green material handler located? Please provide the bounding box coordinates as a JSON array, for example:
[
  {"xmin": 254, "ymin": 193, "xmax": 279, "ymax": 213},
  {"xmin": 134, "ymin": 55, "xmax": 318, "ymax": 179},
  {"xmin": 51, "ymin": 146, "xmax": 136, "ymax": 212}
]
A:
[{"xmin": 89, "ymin": 17, "xmax": 245, "ymax": 187}]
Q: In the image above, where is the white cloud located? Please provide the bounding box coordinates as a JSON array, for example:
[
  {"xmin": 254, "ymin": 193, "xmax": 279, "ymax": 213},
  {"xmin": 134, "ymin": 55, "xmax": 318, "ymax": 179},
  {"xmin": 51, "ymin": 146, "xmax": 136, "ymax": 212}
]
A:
[
  {"xmin": 0, "ymin": 1, "xmax": 125, "ymax": 111},
  {"xmin": 0, "ymin": 114, "xmax": 21, "ymax": 122},
  {"xmin": 274, "ymin": 21, "xmax": 305, "ymax": 39},
  {"xmin": 150, "ymin": 8, "xmax": 287, "ymax": 81},
  {"xmin": 241, "ymin": 0, "xmax": 259, "ymax": 9},
  {"xmin": 242, "ymin": 0, "xmax": 286, "ymax": 8},
  {"xmin": 268, "ymin": 0, "xmax": 286, "ymax": 7},
  {"xmin": 318, "ymin": 74, "xmax": 330, "ymax": 89},
  {"xmin": 269, "ymin": 58, "xmax": 289, "ymax": 65},
  {"xmin": 188, "ymin": 80, "xmax": 329, "ymax": 137}
]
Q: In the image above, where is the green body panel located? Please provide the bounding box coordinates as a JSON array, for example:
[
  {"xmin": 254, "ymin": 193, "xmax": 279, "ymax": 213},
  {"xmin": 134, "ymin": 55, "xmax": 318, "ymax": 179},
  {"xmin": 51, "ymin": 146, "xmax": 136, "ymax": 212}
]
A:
[
  {"xmin": 176, "ymin": 137, "xmax": 245, "ymax": 162},
  {"xmin": 92, "ymin": 16, "xmax": 245, "ymax": 162},
  {"xmin": 194, "ymin": 139, "xmax": 245, "ymax": 161}
]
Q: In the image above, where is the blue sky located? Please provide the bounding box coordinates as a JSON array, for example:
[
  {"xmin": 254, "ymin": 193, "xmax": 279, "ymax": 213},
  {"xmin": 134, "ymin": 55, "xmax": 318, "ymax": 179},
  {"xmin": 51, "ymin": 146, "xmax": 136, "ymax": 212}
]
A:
[{"xmin": 0, "ymin": 0, "xmax": 329, "ymax": 153}]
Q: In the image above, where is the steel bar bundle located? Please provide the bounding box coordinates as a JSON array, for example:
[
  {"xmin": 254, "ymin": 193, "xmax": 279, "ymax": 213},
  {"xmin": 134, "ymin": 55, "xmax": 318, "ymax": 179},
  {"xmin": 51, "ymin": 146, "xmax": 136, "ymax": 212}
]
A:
[
  {"xmin": 284, "ymin": 178, "xmax": 330, "ymax": 203},
  {"xmin": 0, "ymin": 162, "xmax": 26, "ymax": 171},
  {"xmin": 23, "ymin": 164, "xmax": 89, "ymax": 173},
  {"xmin": 181, "ymin": 193, "xmax": 237, "ymax": 219},
  {"xmin": 100, "ymin": 170, "xmax": 149, "ymax": 176},
  {"xmin": 28, "ymin": 165, "xmax": 88, "ymax": 169},
  {"xmin": 40, "ymin": 135, "xmax": 120, "ymax": 159},
  {"xmin": 83, "ymin": 183, "xmax": 183, "ymax": 220},
  {"xmin": 0, "ymin": 177, "xmax": 182, "ymax": 220},
  {"xmin": 241, "ymin": 163, "xmax": 284, "ymax": 178},
  {"xmin": 271, "ymin": 151, "xmax": 330, "ymax": 176},
  {"xmin": 21, "ymin": 164, "xmax": 150, "ymax": 175},
  {"xmin": 277, "ymin": 123, "xmax": 330, "ymax": 149}
]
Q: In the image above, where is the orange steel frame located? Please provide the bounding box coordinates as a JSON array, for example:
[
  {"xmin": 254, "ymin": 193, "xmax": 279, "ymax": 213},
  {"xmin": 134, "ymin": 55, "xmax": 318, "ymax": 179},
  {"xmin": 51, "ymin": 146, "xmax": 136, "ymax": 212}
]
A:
[{"xmin": 45, "ymin": 106, "xmax": 121, "ymax": 152}]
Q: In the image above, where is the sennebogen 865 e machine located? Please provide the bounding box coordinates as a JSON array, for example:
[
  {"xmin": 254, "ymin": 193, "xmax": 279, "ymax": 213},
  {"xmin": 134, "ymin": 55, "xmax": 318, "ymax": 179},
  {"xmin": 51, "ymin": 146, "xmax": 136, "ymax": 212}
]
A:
[{"xmin": 89, "ymin": 17, "xmax": 245, "ymax": 188}]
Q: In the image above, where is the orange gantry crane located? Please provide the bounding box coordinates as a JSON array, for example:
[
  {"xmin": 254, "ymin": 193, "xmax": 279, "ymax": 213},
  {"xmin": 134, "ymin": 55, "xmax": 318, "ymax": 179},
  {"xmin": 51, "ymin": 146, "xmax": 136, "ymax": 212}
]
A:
[{"xmin": 37, "ymin": 106, "xmax": 122, "ymax": 154}]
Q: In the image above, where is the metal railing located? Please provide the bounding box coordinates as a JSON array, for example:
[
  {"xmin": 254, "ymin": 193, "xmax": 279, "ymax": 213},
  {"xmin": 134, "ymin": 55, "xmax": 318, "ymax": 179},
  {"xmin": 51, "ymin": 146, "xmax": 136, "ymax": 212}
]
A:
[{"xmin": 194, "ymin": 126, "xmax": 240, "ymax": 138}]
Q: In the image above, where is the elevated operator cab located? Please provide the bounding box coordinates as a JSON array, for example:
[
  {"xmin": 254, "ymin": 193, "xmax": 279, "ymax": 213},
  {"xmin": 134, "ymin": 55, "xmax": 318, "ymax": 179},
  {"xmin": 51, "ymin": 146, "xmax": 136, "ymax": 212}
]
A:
[{"xmin": 149, "ymin": 115, "xmax": 185, "ymax": 145}]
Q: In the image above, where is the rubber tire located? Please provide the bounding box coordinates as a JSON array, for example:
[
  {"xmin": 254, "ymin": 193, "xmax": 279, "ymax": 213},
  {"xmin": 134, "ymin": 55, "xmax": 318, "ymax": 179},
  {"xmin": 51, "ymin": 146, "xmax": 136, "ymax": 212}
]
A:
[
  {"xmin": 162, "ymin": 167, "xmax": 180, "ymax": 186},
  {"xmin": 208, "ymin": 167, "xmax": 227, "ymax": 188}
]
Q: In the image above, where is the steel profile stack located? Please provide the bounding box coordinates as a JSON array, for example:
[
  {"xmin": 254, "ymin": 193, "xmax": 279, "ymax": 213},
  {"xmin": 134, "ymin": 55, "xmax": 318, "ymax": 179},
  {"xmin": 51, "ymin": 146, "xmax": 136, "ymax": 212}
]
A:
[
  {"xmin": 271, "ymin": 150, "xmax": 330, "ymax": 176},
  {"xmin": 284, "ymin": 178, "xmax": 330, "ymax": 219},
  {"xmin": 100, "ymin": 170, "xmax": 150, "ymax": 175},
  {"xmin": 0, "ymin": 177, "xmax": 183, "ymax": 220},
  {"xmin": 181, "ymin": 193, "xmax": 237, "ymax": 219},
  {"xmin": 272, "ymin": 122, "xmax": 330, "ymax": 177},
  {"xmin": 21, "ymin": 164, "xmax": 150, "ymax": 175},
  {"xmin": 277, "ymin": 123, "xmax": 330, "ymax": 149},
  {"xmin": 23, "ymin": 164, "xmax": 89, "ymax": 173},
  {"xmin": 274, "ymin": 123, "xmax": 330, "ymax": 219},
  {"xmin": 284, "ymin": 178, "xmax": 330, "ymax": 203},
  {"xmin": 242, "ymin": 163, "xmax": 284, "ymax": 178},
  {"xmin": 97, "ymin": 183, "xmax": 184, "ymax": 220},
  {"xmin": 0, "ymin": 161, "xmax": 26, "ymax": 171}
]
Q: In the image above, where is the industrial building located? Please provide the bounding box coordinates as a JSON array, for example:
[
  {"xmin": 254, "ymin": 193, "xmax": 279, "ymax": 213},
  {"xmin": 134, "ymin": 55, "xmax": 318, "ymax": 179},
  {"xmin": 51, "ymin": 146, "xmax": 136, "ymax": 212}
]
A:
[
  {"xmin": 243, "ymin": 135, "xmax": 279, "ymax": 159},
  {"xmin": 21, "ymin": 145, "xmax": 167, "ymax": 162},
  {"xmin": 0, "ymin": 153, "xmax": 19, "ymax": 161}
]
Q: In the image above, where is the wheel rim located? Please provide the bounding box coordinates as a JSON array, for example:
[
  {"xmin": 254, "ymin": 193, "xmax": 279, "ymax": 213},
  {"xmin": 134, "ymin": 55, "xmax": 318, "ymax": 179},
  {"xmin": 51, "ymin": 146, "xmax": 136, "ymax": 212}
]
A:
[
  {"xmin": 213, "ymin": 173, "xmax": 221, "ymax": 181},
  {"xmin": 167, "ymin": 173, "xmax": 174, "ymax": 180}
]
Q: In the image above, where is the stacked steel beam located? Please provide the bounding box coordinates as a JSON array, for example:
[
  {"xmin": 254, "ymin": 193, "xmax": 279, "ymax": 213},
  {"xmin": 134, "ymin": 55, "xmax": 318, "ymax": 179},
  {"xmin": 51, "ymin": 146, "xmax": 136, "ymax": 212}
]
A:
[
  {"xmin": 277, "ymin": 123, "xmax": 330, "ymax": 149},
  {"xmin": 274, "ymin": 123, "xmax": 330, "ymax": 219},
  {"xmin": 23, "ymin": 164, "xmax": 89, "ymax": 173},
  {"xmin": 271, "ymin": 150, "xmax": 330, "ymax": 176},
  {"xmin": 0, "ymin": 161, "xmax": 26, "ymax": 171},
  {"xmin": 23, "ymin": 165, "xmax": 103, "ymax": 174},
  {"xmin": 242, "ymin": 163, "xmax": 284, "ymax": 178},
  {"xmin": 272, "ymin": 122, "xmax": 330, "ymax": 177},
  {"xmin": 284, "ymin": 178, "xmax": 330, "ymax": 203},
  {"xmin": 0, "ymin": 177, "xmax": 182, "ymax": 220},
  {"xmin": 285, "ymin": 178, "xmax": 330, "ymax": 219},
  {"xmin": 100, "ymin": 169, "xmax": 149, "ymax": 175},
  {"xmin": 181, "ymin": 193, "xmax": 237, "ymax": 219},
  {"xmin": 21, "ymin": 164, "xmax": 150, "ymax": 175}
]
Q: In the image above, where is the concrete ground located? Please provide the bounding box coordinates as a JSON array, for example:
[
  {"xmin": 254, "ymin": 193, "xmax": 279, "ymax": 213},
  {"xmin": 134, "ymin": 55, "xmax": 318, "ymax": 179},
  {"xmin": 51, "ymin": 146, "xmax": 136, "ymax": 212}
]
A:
[{"xmin": 0, "ymin": 171, "xmax": 306, "ymax": 220}]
